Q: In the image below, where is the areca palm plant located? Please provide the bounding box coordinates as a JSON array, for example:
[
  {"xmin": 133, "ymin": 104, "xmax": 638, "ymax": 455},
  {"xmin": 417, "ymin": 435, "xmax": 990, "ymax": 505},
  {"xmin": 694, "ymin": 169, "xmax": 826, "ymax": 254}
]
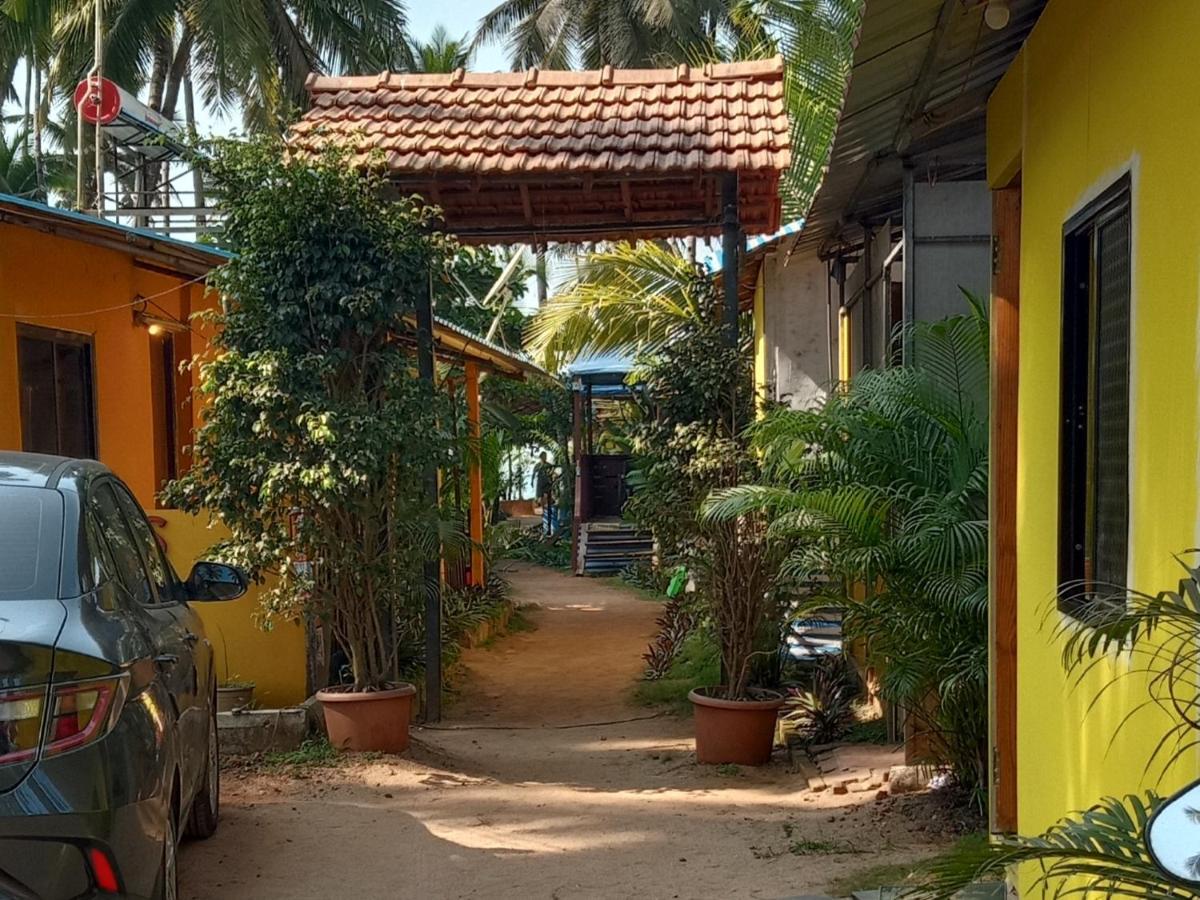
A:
[
  {"xmin": 909, "ymin": 557, "xmax": 1200, "ymax": 898},
  {"xmin": 704, "ymin": 304, "xmax": 992, "ymax": 798},
  {"xmin": 475, "ymin": 0, "xmax": 864, "ymax": 219}
]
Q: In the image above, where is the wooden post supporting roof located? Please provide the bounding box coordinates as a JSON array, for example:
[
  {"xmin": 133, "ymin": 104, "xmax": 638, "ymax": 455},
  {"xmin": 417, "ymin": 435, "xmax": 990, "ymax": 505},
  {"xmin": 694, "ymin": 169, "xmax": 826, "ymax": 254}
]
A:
[
  {"xmin": 990, "ymin": 185, "xmax": 1021, "ymax": 834},
  {"xmin": 465, "ymin": 361, "xmax": 486, "ymax": 588}
]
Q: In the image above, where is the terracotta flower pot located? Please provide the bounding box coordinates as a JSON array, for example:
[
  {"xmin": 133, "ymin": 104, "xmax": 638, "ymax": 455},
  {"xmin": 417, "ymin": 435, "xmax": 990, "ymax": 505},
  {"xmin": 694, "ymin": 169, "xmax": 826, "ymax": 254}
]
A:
[
  {"xmin": 317, "ymin": 684, "xmax": 417, "ymax": 753},
  {"xmin": 688, "ymin": 687, "xmax": 784, "ymax": 766},
  {"xmin": 216, "ymin": 684, "xmax": 255, "ymax": 713}
]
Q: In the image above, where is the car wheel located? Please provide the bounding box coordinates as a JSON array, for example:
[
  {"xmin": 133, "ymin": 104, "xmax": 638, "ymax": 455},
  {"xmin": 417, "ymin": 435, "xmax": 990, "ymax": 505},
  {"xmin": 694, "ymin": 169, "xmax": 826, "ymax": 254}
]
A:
[
  {"xmin": 153, "ymin": 805, "xmax": 178, "ymax": 900},
  {"xmin": 186, "ymin": 702, "xmax": 220, "ymax": 839}
]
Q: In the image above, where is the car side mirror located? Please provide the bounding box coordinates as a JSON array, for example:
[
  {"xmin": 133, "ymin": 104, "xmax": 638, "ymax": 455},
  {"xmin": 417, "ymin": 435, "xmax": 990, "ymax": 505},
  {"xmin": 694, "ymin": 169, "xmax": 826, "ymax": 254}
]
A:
[
  {"xmin": 1147, "ymin": 778, "xmax": 1200, "ymax": 884},
  {"xmin": 185, "ymin": 562, "xmax": 248, "ymax": 602}
]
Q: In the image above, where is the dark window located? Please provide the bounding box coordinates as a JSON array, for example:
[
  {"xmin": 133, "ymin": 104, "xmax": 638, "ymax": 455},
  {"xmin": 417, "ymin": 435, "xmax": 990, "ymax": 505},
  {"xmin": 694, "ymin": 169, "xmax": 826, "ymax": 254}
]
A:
[
  {"xmin": 1059, "ymin": 175, "xmax": 1132, "ymax": 612},
  {"xmin": 17, "ymin": 326, "xmax": 97, "ymax": 459},
  {"xmin": 90, "ymin": 484, "xmax": 156, "ymax": 606},
  {"xmin": 110, "ymin": 483, "xmax": 178, "ymax": 603}
]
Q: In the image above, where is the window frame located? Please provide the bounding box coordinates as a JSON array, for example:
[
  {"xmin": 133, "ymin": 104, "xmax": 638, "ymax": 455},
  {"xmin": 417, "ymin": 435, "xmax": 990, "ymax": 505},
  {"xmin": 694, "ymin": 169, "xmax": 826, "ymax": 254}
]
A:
[
  {"xmin": 16, "ymin": 323, "xmax": 99, "ymax": 459},
  {"xmin": 1058, "ymin": 173, "xmax": 1133, "ymax": 617}
]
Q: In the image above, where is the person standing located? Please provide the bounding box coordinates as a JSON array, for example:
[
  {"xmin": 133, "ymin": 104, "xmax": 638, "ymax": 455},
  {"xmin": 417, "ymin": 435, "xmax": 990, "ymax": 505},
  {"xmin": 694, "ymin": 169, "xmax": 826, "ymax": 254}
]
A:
[{"xmin": 534, "ymin": 451, "xmax": 557, "ymax": 536}]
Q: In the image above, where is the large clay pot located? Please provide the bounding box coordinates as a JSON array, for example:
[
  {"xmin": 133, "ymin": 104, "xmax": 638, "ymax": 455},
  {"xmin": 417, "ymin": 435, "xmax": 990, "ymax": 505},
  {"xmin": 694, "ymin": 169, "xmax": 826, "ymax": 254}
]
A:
[
  {"xmin": 689, "ymin": 687, "xmax": 784, "ymax": 766},
  {"xmin": 317, "ymin": 684, "xmax": 417, "ymax": 753}
]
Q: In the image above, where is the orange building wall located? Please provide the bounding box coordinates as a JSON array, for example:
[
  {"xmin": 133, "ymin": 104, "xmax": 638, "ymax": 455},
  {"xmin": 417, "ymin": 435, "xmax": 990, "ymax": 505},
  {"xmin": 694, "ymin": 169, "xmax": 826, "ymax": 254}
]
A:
[{"xmin": 0, "ymin": 222, "xmax": 308, "ymax": 706}]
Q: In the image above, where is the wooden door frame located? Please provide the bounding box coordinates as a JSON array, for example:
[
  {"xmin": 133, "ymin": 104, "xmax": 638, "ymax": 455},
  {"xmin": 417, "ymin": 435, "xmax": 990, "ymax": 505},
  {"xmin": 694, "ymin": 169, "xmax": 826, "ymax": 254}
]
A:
[{"xmin": 991, "ymin": 183, "xmax": 1021, "ymax": 834}]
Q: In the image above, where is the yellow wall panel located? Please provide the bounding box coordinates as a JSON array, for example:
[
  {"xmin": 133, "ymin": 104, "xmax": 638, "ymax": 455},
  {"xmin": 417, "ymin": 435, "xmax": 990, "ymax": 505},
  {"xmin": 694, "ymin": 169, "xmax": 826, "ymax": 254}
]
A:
[{"xmin": 989, "ymin": 0, "xmax": 1200, "ymax": 840}]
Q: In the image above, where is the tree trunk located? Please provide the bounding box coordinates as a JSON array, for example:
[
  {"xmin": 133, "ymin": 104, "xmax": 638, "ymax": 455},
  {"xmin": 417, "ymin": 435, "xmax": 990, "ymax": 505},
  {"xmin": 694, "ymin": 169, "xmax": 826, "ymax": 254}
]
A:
[
  {"xmin": 160, "ymin": 25, "xmax": 195, "ymax": 121},
  {"xmin": 33, "ymin": 54, "xmax": 45, "ymax": 200}
]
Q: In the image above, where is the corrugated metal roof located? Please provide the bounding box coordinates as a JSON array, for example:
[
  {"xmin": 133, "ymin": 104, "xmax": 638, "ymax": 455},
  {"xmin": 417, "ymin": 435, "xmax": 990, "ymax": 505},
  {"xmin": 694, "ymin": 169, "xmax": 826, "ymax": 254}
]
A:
[
  {"xmin": 430, "ymin": 314, "xmax": 546, "ymax": 380},
  {"xmin": 793, "ymin": 0, "xmax": 1046, "ymax": 258}
]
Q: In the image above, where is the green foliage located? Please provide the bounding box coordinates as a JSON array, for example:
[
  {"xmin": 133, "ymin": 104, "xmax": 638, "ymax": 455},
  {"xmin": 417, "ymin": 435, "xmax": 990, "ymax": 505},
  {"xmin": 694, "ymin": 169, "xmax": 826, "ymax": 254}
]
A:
[
  {"xmin": 499, "ymin": 525, "xmax": 573, "ymax": 570},
  {"xmin": 634, "ymin": 629, "xmax": 721, "ymax": 714},
  {"xmin": 406, "ymin": 24, "xmax": 474, "ymax": 74},
  {"xmin": 909, "ymin": 794, "xmax": 1198, "ymax": 900},
  {"xmin": 1055, "ymin": 553, "xmax": 1200, "ymax": 782},
  {"xmin": 705, "ymin": 306, "xmax": 990, "ymax": 795},
  {"xmin": 779, "ymin": 655, "xmax": 859, "ymax": 746},
  {"xmin": 828, "ymin": 833, "xmax": 990, "ymax": 898},
  {"xmin": 906, "ymin": 556, "xmax": 1200, "ymax": 898},
  {"xmin": 394, "ymin": 572, "xmax": 513, "ymax": 675},
  {"xmin": 525, "ymin": 242, "xmax": 709, "ymax": 370},
  {"xmin": 164, "ymin": 138, "xmax": 457, "ymax": 691},
  {"xmin": 264, "ymin": 737, "xmax": 340, "ymax": 769}
]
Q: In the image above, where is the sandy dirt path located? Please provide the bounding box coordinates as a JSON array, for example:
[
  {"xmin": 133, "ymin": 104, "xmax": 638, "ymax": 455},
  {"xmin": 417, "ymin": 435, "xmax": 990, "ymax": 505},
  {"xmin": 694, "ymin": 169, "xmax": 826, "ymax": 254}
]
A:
[{"xmin": 180, "ymin": 563, "xmax": 950, "ymax": 899}]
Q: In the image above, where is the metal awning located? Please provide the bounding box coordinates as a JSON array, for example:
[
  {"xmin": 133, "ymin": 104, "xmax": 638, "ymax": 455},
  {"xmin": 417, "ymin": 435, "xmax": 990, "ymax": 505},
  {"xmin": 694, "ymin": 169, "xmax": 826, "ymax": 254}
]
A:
[{"xmin": 790, "ymin": 0, "xmax": 1046, "ymax": 260}]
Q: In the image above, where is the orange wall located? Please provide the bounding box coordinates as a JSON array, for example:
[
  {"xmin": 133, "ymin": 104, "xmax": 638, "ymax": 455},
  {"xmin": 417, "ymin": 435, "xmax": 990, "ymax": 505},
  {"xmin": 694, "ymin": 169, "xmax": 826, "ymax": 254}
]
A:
[
  {"xmin": 0, "ymin": 221, "xmax": 208, "ymax": 505},
  {"xmin": 0, "ymin": 221, "xmax": 307, "ymax": 706}
]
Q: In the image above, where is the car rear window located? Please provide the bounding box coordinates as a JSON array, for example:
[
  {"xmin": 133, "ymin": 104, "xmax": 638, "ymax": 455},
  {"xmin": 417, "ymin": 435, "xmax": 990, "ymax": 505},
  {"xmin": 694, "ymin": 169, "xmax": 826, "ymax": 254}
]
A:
[{"xmin": 0, "ymin": 487, "xmax": 63, "ymax": 599}]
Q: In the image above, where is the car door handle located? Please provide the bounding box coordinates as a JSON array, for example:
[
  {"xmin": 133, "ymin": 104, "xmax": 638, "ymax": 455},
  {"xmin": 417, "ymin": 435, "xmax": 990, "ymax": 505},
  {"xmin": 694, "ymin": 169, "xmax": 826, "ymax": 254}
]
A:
[
  {"xmin": 183, "ymin": 632, "xmax": 200, "ymax": 646},
  {"xmin": 155, "ymin": 654, "xmax": 179, "ymax": 668}
]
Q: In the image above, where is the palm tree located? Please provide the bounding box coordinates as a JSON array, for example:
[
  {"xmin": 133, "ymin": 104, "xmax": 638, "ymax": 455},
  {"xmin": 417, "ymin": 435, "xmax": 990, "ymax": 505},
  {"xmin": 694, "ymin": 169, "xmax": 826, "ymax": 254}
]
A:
[
  {"xmin": 406, "ymin": 24, "xmax": 472, "ymax": 73},
  {"xmin": 523, "ymin": 242, "xmax": 712, "ymax": 371},
  {"xmin": 907, "ymin": 555, "xmax": 1200, "ymax": 899},
  {"xmin": 475, "ymin": 0, "xmax": 865, "ymax": 220},
  {"xmin": 475, "ymin": 0, "xmax": 724, "ymax": 69},
  {"xmin": 0, "ymin": 122, "xmax": 71, "ymax": 199},
  {"xmin": 49, "ymin": 0, "xmax": 410, "ymax": 132}
]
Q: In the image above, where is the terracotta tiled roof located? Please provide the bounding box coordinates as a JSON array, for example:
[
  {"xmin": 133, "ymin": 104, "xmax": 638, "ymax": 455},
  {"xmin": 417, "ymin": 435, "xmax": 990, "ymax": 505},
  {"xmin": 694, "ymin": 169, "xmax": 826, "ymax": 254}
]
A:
[{"xmin": 291, "ymin": 59, "xmax": 791, "ymax": 243}]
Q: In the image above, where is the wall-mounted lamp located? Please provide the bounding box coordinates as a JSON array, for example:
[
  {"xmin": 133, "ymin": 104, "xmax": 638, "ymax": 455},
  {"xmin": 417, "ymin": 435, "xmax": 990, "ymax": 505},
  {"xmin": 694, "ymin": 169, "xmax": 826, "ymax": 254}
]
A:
[
  {"xmin": 132, "ymin": 297, "xmax": 188, "ymax": 336},
  {"xmin": 984, "ymin": 0, "xmax": 1011, "ymax": 30}
]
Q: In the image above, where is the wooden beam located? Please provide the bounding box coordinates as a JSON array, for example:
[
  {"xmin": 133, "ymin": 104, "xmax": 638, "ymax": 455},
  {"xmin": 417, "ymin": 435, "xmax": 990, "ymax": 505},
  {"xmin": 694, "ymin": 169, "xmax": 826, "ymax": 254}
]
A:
[
  {"xmin": 465, "ymin": 361, "xmax": 486, "ymax": 588},
  {"xmin": 990, "ymin": 184, "xmax": 1021, "ymax": 835},
  {"xmin": 620, "ymin": 180, "xmax": 634, "ymax": 222},
  {"xmin": 519, "ymin": 183, "xmax": 534, "ymax": 224}
]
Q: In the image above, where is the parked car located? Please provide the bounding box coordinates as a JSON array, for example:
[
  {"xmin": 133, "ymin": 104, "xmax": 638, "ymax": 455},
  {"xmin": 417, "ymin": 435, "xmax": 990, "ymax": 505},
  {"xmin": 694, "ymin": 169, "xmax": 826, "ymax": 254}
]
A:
[{"xmin": 0, "ymin": 452, "xmax": 247, "ymax": 899}]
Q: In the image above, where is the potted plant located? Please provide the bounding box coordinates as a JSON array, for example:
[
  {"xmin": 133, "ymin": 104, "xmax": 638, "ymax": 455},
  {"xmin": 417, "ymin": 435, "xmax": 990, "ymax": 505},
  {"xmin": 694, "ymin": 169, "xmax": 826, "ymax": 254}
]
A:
[
  {"xmin": 213, "ymin": 627, "xmax": 255, "ymax": 712},
  {"xmin": 687, "ymin": 515, "xmax": 784, "ymax": 765},
  {"xmin": 216, "ymin": 678, "xmax": 256, "ymax": 713},
  {"xmin": 164, "ymin": 139, "xmax": 455, "ymax": 753}
]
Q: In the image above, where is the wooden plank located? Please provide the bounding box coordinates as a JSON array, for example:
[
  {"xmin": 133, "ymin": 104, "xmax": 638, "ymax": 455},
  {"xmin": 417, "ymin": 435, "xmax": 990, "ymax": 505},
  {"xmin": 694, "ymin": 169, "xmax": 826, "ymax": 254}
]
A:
[
  {"xmin": 991, "ymin": 184, "xmax": 1021, "ymax": 835},
  {"xmin": 465, "ymin": 362, "xmax": 486, "ymax": 587}
]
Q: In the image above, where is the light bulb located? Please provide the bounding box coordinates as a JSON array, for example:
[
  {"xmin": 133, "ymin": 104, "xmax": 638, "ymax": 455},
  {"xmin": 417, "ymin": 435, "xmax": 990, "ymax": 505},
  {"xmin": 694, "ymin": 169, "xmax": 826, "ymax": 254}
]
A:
[
  {"xmin": 148, "ymin": 323, "xmax": 165, "ymax": 337},
  {"xmin": 985, "ymin": 0, "xmax": 1011, "ymax": 30}
]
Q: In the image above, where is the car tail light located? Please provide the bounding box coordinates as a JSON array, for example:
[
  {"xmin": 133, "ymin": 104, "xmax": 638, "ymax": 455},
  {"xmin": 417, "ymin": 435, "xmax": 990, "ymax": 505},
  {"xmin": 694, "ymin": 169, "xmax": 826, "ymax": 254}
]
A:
[
  {"xmin": 0, "ymin": 677, "xmax": 126, "ymax": 767},
  {"xmin": 86, "ymin": 846, "xmax": 121, "ymax": 894},
  {"xmin": 0, "ymin": 688, "xmax": 49, "ymax": 766},
  {"xmin": 44, "ymin": 678, "xmax": 126, "ymax": 758}
]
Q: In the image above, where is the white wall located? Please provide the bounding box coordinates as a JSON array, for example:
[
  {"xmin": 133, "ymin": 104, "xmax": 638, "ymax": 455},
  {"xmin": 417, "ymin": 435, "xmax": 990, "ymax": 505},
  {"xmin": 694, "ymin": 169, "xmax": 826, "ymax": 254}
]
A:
[{"xmin": 759, "ymin": 248, "xmax": 835, "ymax": 410}]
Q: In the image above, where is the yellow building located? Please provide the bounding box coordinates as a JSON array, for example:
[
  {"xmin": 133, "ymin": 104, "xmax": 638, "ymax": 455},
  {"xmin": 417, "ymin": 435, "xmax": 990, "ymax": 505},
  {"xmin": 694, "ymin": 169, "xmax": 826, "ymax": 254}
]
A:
[{"xmin": 987, "ymin": 0, "xmax": 1199, "ymax": 846}]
